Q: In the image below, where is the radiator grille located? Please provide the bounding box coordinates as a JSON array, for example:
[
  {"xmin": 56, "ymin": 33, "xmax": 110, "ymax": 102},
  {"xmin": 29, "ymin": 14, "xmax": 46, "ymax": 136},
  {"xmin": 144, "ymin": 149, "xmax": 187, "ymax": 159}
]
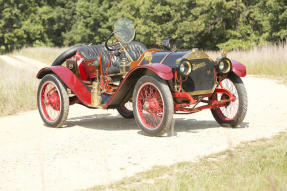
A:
[{"xmin": 182, "ymin": 58, "xmax": 216, "ymax": 94}]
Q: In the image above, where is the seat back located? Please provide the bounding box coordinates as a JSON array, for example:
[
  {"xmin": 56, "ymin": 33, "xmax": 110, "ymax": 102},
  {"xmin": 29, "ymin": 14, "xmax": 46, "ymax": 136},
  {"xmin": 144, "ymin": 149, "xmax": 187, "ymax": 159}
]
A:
[{"xmin": 78, "ymin": 41, "xmax": 147, "ymax": 75}]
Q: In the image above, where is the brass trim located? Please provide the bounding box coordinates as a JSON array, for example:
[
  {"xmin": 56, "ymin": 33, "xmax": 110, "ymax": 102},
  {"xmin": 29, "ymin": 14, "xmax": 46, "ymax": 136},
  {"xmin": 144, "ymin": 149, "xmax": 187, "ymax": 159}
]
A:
[
  {"xmin": 90, "ymin": 80, "xmax": 102, "ymax": 107},
  {"xmin": 221, "ymin": 49, "xmax": 228, "ymax": 57},
  {"xmin": 184, "ymin": 50, "xmax": 209, "ymax": 60},
  {"xmin": 176, "ymin": 50, "xmax": 215, "ymax": 65},
  {"xmin": 144, "ymin": 52, "xmax": 153, "ymax": 65},
  {"xmin": 221, "ymin": 59, "xmax": 231, "ymax": 73},
  {"xmin": 119, "ymin": 41, "xmax": 133, "ymax": 62},
  {"xmin": 192, "ymin": 62, "xmax": 206, "ymax": 71},
  {"xmin": 180, "ymin": 60, "xmax": 192, "ymax": 75}
]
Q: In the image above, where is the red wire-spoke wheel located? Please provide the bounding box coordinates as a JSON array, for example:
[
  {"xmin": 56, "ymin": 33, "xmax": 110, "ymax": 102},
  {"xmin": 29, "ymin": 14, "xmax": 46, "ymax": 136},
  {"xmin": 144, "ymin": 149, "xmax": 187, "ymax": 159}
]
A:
[
  {"xmin": 211, "ymin": 73, "xmax": 248, "ymax": 127},
  {"xmin": 41, "ymin": 81, "xmax": 61, "ymax": 121},
  {"xmin": 133, "ymin": 75, "xmax": 174, "ymax": 136},
  {"xmin": 137, "ymin": 83, "xmax": 164, "ymax": 128},
  {"xmin": 117, "ymin": 101, "xmax": 134, "ymax": 119},
  {"xmin": 37, "ymin": 74, "xmax": 69, "ymax": 128}
]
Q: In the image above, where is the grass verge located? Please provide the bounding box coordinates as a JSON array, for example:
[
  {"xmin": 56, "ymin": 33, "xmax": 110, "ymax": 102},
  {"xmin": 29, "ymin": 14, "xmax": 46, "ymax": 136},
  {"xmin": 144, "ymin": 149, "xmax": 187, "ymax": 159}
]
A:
[
  {"xmin": 0, "ymin": 58, "xmax": 38, "ymax": 116},
  {"xmin": 0, "ymin": 46, "xmax": 67, "ymax": 116},
  {"xmin": 85, "ymin": 132, "xmax": 287, "ymax": 191},
  {"xmin": 208, "ymin": 42, "xmax": 287, "ymax": 83}
]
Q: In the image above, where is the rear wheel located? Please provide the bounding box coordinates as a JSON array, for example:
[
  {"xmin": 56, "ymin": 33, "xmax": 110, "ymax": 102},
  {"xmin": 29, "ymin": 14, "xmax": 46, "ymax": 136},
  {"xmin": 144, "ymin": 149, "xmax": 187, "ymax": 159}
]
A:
[
  {"xmin": 211, "ymin": 73, "xmax": 247, "ymax": 127},
  {"xmin": 133, "ymin": 75, "xmax": 174, "ymax": 136},
  {"xmin": 117, "ymin": 101, "xmax": 134, "ymax": 119},
  {"xmin": 37, "ymin": 74, "xmax": 69, "ymax": 127}
]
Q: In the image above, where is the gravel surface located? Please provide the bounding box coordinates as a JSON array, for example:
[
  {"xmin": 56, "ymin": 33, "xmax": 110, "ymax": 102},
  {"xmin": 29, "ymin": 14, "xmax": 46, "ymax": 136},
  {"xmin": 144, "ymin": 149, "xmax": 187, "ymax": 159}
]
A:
[{"xmin": 0, "ymin": 76, "xmax": 286, "ymax": 191}]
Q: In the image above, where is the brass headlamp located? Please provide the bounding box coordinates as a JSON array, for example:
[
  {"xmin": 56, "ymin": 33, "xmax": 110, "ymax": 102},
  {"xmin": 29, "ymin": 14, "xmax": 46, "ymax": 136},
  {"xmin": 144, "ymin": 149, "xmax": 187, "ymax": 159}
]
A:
[
  {"xmin": 216, "ymin": 57, "xmax": 232, "ymax": 74},
  {"xmin": 178, "ymin": 59, "xmax": 192, "ymax": 76}
]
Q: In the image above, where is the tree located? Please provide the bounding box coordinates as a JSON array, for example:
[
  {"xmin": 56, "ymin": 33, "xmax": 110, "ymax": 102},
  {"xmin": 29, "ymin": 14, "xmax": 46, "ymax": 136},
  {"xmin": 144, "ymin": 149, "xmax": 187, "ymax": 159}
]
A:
[{"xmin": 0, "ymin": 0, "xmax": 287, "ymax": 52}]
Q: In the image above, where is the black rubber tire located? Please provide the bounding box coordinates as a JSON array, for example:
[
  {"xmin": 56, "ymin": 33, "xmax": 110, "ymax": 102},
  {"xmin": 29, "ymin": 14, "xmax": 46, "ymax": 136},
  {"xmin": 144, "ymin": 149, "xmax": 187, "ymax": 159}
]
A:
[
  {"xmin": 52, "ymin": 45, "xmax": 83, "ymax": 66},
  {"xmin": 133, "ymin": 75, "xmax": 174, "ymax": 136},
  {"xmin": 211, "ymin": 73, "xmax": 248, "ymax": 127},
  {"xmin": 117, "ymin": 101, "xmax": 134, "ymax": 119},
  {"xmin": 37, "ymin": 74, "xmax": 69, "ymax": 128}
]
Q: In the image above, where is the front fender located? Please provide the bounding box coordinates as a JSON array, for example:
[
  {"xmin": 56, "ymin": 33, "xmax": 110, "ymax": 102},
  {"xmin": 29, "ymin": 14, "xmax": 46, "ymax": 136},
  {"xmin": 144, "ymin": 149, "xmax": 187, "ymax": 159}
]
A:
[
  {"xmin": 138, "ymin": 64, "xmax": 173, "ymax": 80},
  {"xmin": 231, "ymin": 60, "xmax": 246, "ymax": 77},
  {"xmin": 37, "ymin": 66, "xmax": 91, "ymax": 106},
  {"xmin": 104, "ymin": 64, "xmax": 173, "ymax": 108}
]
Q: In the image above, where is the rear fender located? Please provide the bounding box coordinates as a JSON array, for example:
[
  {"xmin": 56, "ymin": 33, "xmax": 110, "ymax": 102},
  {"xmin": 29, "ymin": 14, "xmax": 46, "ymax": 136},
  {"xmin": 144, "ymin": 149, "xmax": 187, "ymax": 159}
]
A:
[
  {"xmin": 104, "ymin": 64, "xmax": 173, "ymax": 108},
  {"xmin": 231, "ymin": 60, "xmax": 246, "ymax": 77},
  {"xmin": 37, "ymin": 66, "xmax": 91, "ymax": 106}
]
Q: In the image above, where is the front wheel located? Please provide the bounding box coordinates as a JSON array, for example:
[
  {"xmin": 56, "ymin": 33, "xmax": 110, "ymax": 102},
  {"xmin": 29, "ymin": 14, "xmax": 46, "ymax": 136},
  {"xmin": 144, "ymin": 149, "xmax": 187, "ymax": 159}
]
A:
[
  {"xmin": 37, "ymin": 74, "xmax": 69, "ymax": 128},
  {"xmin": 211, "ymin": 73, "xmax": 247, "ymax": 127},
  {"xmin": 133, "ymin": 75, "xmax": 174, "ymax": 136}
]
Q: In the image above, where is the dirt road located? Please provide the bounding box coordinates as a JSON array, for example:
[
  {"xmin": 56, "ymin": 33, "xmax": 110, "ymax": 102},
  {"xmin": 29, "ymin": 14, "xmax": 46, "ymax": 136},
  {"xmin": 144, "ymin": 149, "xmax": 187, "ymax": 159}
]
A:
[
  {"xmin": 0, "ymin": 67, "xmax": 286, "ymax": 190},
  {"xmin": 0, "ymin": 55, "xmax": 47, "ymax": 70}
]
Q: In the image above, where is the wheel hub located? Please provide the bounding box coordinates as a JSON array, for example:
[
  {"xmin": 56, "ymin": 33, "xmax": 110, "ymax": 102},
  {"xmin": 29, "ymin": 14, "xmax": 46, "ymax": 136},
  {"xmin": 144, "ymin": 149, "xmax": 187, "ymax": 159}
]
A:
[
  {"xmin": 48, "ymin": 92, "xmax": 60, "ymax": 110},
  {"xmin": 221, "ymin": 94, "xmax": 230, "ymax": 107},
  {"xmin": 145, "ymin": 98, "xmax": 160, "ymax": 113}
]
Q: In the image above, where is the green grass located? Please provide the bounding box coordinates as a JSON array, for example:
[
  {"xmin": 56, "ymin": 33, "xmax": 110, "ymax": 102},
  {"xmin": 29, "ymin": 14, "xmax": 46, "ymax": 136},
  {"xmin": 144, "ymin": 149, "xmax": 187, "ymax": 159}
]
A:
[
  {"xmin": 0, "ymin": 59, "xmax": 38, "ymax": 116},
  {"xmin": 10, "ymin": 47, "xmax": 68, "ymax": 65},
  {"xmin": 85, "ymin": 132, "xmax": 287, "ymax": 191}
]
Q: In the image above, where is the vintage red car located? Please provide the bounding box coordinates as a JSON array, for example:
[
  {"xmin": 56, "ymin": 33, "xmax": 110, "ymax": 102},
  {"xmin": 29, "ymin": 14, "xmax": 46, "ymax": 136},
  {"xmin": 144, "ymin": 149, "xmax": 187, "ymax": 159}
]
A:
[{"xmin": 36, "ymin": 18, "xmax": 247, "ymax": 136}]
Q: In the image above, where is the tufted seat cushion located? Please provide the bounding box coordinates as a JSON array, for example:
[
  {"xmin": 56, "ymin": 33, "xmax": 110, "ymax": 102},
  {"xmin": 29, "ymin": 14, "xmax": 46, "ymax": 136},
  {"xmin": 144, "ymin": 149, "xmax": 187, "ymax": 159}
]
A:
[{"xmin": 78, "ymin": 41, "xmax": 147, "ymax": 74}]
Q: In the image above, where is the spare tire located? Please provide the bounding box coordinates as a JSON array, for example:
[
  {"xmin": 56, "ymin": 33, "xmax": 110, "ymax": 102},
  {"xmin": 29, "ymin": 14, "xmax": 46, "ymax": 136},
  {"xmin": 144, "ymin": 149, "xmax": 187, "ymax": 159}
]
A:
[{"xmin": 52, "ymin": 45, "xmax": 84, "ymax": 66}]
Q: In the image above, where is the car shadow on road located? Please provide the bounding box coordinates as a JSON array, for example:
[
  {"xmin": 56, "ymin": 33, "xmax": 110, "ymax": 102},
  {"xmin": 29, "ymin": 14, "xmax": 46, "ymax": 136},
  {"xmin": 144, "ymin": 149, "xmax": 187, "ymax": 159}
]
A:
[
  {"xmin": 65, "ymin": 113, "xmax": 137, "ymax": 130},
  {"xmin": 172, "ymin": 118, "xmax": 249, "ymax": 136},
  {"xmin": 64, "ymin": 113, "xmax": 249, "ymax": 135}
]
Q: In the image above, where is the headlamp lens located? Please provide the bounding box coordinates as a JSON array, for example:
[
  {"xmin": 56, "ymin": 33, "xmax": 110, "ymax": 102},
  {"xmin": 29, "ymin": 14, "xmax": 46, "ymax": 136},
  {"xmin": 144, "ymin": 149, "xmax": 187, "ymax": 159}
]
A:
[
  {"xmin": 217, "ymin": 57, "xmax": 231, "ymax": 74},
  {"xmin": 219, "ymin": 62, "xmax": 225, "ymax": 71},
  {"xmin": 180, "ymin": 64, "xmax": 185, "ymax": 73},
  {"xmin": 178, "ymin": 60, "xmax": 192, "ymax": 76}
]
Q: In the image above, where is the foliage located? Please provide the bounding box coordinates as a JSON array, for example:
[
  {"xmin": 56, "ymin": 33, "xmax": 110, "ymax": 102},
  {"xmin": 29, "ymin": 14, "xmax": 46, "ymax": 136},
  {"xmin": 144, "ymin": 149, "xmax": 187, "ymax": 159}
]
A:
[{"xmin": 0, "ymin": 0, "xmax": 287, "ymax": 53}]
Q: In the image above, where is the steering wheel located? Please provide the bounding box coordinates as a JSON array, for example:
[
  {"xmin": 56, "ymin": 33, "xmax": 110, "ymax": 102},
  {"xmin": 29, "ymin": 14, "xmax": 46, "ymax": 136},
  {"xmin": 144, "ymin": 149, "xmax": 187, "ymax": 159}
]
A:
[{"xmin": 105, "ymin": 32, "xmax": 119, "ymax": 51}]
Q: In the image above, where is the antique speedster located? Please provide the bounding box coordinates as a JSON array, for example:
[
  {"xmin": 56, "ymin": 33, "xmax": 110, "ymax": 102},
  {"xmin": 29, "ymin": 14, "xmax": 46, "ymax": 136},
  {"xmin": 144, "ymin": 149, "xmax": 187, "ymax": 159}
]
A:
[{"xmin": 37, "ymin": 18, "xmax": 247, "ymax": 136}]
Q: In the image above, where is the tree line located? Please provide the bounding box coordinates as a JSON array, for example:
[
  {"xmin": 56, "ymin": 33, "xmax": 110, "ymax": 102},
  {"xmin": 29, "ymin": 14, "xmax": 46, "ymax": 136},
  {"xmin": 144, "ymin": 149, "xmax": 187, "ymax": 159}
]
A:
[{"xmin": 0, "ymin": 0, "xmax": 286, "ymax": 53}]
